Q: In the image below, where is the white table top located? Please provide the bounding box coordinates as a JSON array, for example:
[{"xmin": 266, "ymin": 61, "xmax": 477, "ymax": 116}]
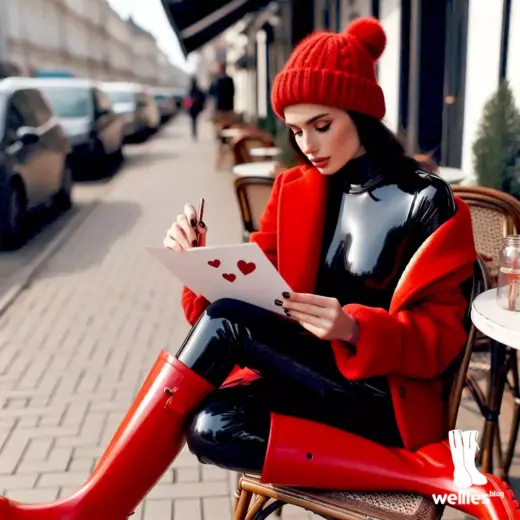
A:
[
  {"xmin": 232, "ymin": 161, "xmax": 278, "ymax": 177},
  {"xmin": 438, "ymin": 166, "xmax": 466, "ymax": 184},
  {"xmin": 220, "ymin": 128, "xmax": 242, "ymax": 138},
  {"xmin": 250, "ymin": 147, "xmax": 281, "ymax": 157},
  {"xmin": 471, "ymin": 289, "xmax": 520, "ymax": 348}
]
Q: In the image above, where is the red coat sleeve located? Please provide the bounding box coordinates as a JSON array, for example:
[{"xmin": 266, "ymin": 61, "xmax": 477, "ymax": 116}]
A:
[
  {"xmin": 332, "ymin": 279, "xmax": 471, "ymax": 380},
  {"xmin": 181, "ymin": 170, "xmax": 284, "ymax": 325}
]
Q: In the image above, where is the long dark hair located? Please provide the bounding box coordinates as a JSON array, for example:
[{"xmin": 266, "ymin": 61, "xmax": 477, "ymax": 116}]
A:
[{"xmin": 288, "ymin": 110, "xmax": 421, "ymax": 179}]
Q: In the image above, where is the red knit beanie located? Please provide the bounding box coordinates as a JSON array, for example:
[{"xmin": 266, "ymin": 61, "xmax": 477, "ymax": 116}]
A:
[{"xmin": 271, "ymin": 17, "xmax": 386, "ymax": 120}]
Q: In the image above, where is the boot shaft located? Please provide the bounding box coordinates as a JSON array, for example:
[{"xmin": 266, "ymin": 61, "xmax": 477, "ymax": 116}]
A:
[
  {"xmin": 3, "ymin": 351, "xmax": 214, "ymax": 520},
  {"xmin": 261, "ymin": 414, "xmax": 520, "ymax": 520}
]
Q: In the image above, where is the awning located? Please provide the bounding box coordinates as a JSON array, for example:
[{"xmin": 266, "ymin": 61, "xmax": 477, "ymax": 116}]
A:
[{"xmin": 161, "ymin": 0, "xmax": 272, "ymax": 56}]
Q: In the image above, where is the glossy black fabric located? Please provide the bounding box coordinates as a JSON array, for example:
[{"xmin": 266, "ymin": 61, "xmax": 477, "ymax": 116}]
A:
[
  {"xmin": 315, "ymin": 155, "xmax": 456, "ymax": 394},
  {"xmin": 315, "ymin": 154, "xmax": 456, "ymax": 308},
  {"xmin": 178, "ymin": 155, "xmax": 457, "ymax": 474},
  {"xmin": 179, "ymin": 298, "xmax": 403, "ymax": 474}
]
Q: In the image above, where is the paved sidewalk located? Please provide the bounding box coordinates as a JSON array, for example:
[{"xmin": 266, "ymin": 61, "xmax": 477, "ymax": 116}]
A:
[
  {"xmin": 0, "ymin": 113, "xmax": 518, "ymax": 520},
  {"xmin": 0, "ymin": 115, "xmax": 245, "ymax": 519}
]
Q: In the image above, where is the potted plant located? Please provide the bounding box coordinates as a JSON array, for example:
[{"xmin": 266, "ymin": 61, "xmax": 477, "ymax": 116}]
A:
[{"xmin": 473, "ymin": 80, "xmax": 520, "ymax": 199}]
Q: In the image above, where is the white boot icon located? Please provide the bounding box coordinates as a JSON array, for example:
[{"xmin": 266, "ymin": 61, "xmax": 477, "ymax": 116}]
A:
[
  {"xmin": 449, "ymin": 429, "xmax": 472, "ymax": 488},
  {"xmin": 462, "ymin": 430, "xmax": 488, "ymax": 485}
]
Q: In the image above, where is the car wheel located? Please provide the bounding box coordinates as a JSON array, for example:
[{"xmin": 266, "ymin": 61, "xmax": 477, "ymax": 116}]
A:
[
  {"xmin": 91, "ymin": 139, "xmax": 107, "ymax": 176},
  {"xmin": 0, "ymin": 180, "xmax": 27, "ymax": 250},
  {"xmin": 53, "ymin": 164, "xmax": 73, "ymax": 212},
  {"xmin": 110, "ymin": 145, "xmax": 124, "ymax": 167}
]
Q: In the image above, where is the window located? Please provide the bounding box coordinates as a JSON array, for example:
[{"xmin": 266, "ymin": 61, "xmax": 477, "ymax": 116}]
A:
[
  {"xmin": 39, "ymin": 86, "xmax": 92, "ymax": 119},
  {"xmin": 104, "ymin": 90, "xmax": 136, "ymax": 105},
  {"xmin": 323, "ymin": 0, "xmax": 331, "ymax": 29}
]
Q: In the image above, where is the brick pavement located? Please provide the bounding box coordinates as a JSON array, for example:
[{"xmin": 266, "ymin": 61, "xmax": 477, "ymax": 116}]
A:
[
  {"xmin": 0, "ymin": 113, "xmax": 518, "ymax": 520},
  {"xmin": 0, "ymin": 115, "xmax": 245, "ymax": 519}
]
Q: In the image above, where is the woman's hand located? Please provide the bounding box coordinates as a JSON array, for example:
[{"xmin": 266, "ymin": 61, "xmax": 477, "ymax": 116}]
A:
[
  {"xmin": 282, "ymin": 292, "xmax": 358, "ymax": 342},
  {"xmin": 163, "ymin": 202, "xmax": 207, "ymax": 251}
]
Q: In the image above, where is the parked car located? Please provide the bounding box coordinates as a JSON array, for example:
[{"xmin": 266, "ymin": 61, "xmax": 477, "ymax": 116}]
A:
[
  {"xmin": 0, "ymin": 78, "xmax": 72, "ymax": 249},
  {"xmin": 15, "ymin": 78, "xmax": 126, "ymax": 178},
  {"xmin": 101, "ymin": 82, "xmax": 160, "ymax": 142}
]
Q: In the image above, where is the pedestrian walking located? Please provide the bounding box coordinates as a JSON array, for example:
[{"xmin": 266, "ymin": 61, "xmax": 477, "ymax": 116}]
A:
[{"xmin": 185, "ymin": 78, "xmax": 205, "ymax": 140}]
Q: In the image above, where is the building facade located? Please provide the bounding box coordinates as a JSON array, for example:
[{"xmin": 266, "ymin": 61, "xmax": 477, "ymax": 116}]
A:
[
  {"xmin": 0, "ymin": 0, "xmax": 187, "ymax": 89},
  {"xmin": 208, "ymin": 0, "xmax": 519, "ymax": 179}
]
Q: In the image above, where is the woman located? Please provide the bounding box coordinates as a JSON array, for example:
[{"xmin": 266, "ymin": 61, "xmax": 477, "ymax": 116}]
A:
[
  {"xmin": 173, "ymin": 18, "xmax": 476, "ymax": 467},
  {"xmin": 3, "ymin": 17, "xmax": 518, "ymax": 520},
  {"xmin": 185, "ymin": 77, "xmax": 206, "ymax": 140}
]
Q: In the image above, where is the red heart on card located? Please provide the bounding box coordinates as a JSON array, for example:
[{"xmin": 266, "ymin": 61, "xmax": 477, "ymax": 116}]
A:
[
  {"xmin": 222, "ymin": 273, "xmax": 236, "ymax": 283},
  {"xmin": 208, "ymin": 259, "xmax": 221, "ymax": 268},
  {"xmin": 237, "ymin": 260, "xmax": 256, "ymax": 275}
]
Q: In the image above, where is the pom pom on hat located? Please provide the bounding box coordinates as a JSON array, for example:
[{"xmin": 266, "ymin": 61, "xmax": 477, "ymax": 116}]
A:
[{"xmin": 346, "ymin": 17, "xmax": 386, "ymax": 60}]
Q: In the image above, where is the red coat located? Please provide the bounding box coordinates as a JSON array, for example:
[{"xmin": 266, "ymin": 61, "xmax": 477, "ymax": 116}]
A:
[{"xmin": 181, "ymin": 164, "xmax": 477, "ymax": 452}]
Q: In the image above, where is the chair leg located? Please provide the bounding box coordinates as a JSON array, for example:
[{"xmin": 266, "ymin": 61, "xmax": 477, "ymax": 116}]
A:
[
  {"xmin": 494, "ymin": 419, "xmax": 504, "ymax": 474},
  {"xmin": 465, "ymin": 375, "xmax": 492, "ymax": 472},
  {"xmin": 466, "ymin": 375, "xmax": 488, "ymax": 416},
  {"xmin": 479, "ymin": 341, "xmax": 508, "ymax": 476},
  {"xmin": 245, "ymin": 496, "xmax": 270, "ymax": 520},
  {"xmin": 251, "ymin": 500, "xmax": 285, "ymax": 520},
  {"xmin": 234, "ymin": 489, "xmax": 254, "ymax": 520},
  {"xmin": 502, "ymin": 349, "xmax": 520, "ymax": 479}
]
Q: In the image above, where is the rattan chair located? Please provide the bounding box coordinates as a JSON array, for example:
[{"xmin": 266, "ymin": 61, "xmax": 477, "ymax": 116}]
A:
[
  {"xmin": 233, "ymin": 257, "xmax": 488, "ymax": 520},
  {"xmin": 451, "ymin": 186, "xmax": 520, "ymax": 479},
  {"xmin": 451, "ymin": 186, "xmax": 520, "ymax": 280},
  {"xmin": 232, "ymin": 134, "xmax": 276, "ymax": 165},
  {"xmin": 234, "ymin": 176, "xmax": 275, "ymax": 242}
]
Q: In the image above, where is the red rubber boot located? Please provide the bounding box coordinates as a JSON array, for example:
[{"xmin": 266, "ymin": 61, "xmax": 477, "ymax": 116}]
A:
[
  {"xmin": 1, "ymin": 350, "xmax": 214, "ymax": 520},
  {"xmin": 261, "ymin": 414, "xmax": 520, "ymax": 520}
]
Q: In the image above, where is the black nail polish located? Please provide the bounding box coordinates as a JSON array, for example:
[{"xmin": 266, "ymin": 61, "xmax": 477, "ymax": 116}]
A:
[
  {"xmin": 199, "ymin": 220, "xmax": 206, "ymax": 228},
  {"xmin": 190, "ymin": 219, "xmax": 197, "ymax": 228},
  {"xmin": 274, "ymin": 299, "xmax": 283, "ymax": 306},
  {"xmin": 284, "ymin": 309, "xmax": 291, "ymax": 317},
  {"xmin": 282, "ymin": 292, "xmax": 290, "ymax": 299},
  {"xmin": 192, "ymin": 239, "xmax": 198, "ymax": 247}
]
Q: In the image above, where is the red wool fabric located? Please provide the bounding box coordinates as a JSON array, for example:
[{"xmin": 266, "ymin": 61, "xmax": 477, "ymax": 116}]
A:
[{"xmin": 270, "ymin": 17, "xmax": 387, "ymax": 120}]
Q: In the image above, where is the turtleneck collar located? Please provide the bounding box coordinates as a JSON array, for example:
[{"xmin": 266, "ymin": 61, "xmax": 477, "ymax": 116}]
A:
[{"xmin": 331, "ymin": 153, "xmax": 385, "ymax": 193}]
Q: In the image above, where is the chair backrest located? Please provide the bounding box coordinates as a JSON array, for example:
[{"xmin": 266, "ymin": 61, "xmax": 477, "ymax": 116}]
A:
[
  {"xmin": 234, "ymin": 176, "xmax": 275, "ymax": 238},
  {"xmin": 445, "ymin": 255, "xmax": 491, "ymax": 431},
  {"xmin": 232, "ymin": 134, "xmax": 276, "ymax": 165},
  {"xmin": 452, "ymin": 186, "xmax": 520, "ymax": 282},
  {"xmin": 213, "ymin": 111, "xmax": 239, "ymax": 131}
]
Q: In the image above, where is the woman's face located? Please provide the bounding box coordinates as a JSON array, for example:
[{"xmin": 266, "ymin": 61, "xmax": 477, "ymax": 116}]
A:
[{"xmin": 284, "ymin": 104, "xmax": 363, "ymax": 175}]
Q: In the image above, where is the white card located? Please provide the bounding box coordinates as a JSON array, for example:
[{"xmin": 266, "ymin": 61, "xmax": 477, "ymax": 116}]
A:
[{"xmin": 145, "ymin": 242, "xmax": 294, "ymax": 317}]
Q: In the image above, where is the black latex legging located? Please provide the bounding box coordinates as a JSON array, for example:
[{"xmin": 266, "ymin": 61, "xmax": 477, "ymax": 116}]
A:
[{"xmin": 177, "ymin": 298, "xmax": 403, "ymax": 475}]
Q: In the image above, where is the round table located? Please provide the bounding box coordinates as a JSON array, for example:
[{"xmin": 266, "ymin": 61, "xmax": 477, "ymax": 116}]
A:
[
  {"xmin": 471, "ymin": 288, "xmax": 520, "ymax": 479},
  {"xmin": 471, "ymin": 288, "xmax": 520, "ymax": 348},
  {"xmin": 249, "ymin": 147, "xmax": 281, "ymax": 158},
  {"xmin": 220, "ymin": 128, "xmax": 242, "ymax": 139},
  {"xmin": 438, "ymin": 166, "xmax": 466, "ymax": 185},
  {"xmin": 232, "ymin": 161, "xmax": 278, "ymax": 178}
]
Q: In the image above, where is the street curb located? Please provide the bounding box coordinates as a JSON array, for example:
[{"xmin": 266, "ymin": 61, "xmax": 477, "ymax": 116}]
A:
[
  {"xmin": 0, "ymin": 187, "xmax": 111, "ymax": 318},
  {"xmin": 0, "ymin": 119, "xmax": 172, "ymax": 318}
]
